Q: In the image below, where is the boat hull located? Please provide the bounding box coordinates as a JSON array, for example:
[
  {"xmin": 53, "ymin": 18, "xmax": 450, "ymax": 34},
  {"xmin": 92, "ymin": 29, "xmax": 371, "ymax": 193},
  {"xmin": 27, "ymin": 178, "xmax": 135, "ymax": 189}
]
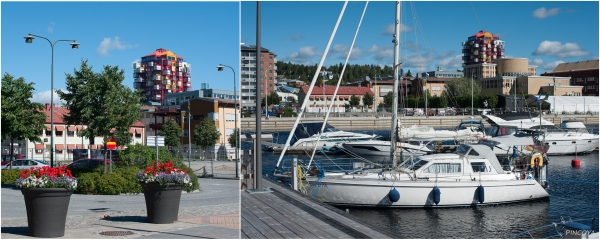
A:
[
  {"xmin": 306, "ymin": 177, "xmax": 549, "ymax": 208},
  {"xmin": 541, "ymin": 136, "xmax": 598, "ymax": 155},
  {"xmin": 342, "ymin": 141, "xmax": 430, "ymax": 156}
]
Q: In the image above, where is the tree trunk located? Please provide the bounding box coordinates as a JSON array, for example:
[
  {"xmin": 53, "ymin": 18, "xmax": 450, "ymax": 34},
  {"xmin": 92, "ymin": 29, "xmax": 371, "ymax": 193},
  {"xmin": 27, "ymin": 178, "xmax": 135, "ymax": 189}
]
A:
[{"xmin": 9, "ymin": 136, "xmax": 14, "ymax": 170}]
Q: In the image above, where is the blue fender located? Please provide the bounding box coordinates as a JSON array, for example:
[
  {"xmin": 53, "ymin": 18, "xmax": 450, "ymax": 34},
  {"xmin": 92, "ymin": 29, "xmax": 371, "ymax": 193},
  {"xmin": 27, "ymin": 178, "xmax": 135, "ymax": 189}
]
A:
[
  {"xmin": 433, "ymin": 186, "xmax": 441, "ymax": 205},
  {"xmin": 477, "ymin": 185, "xmax": 485, "ymax": 203},
  {"xmin": 388, "ymin": 187, "xmax": 400, "ymax": 203}
]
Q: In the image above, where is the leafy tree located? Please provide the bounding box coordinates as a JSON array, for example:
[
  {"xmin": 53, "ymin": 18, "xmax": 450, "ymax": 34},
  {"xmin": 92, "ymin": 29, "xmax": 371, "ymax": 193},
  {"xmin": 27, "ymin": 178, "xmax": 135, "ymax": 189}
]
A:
[
  {"xmin": 228, "ymin": 128, "xmax": 240, "ymax": 148},
  {"xmin": 349, "ymin": 95, "xmax": 360, "ymax": 111},
  {"xmin": 193, "ymin": 118, "xmax": 220, "ymax": 150},
  {"xmin": 405, "ymin": 70, "xmax": 412, "ymax": 77},
  {"xmin": 57, "ymin": 60, "xmax": 143, "ymax": 173},
  {"xmin": 1, "ymin": 73, "xmax": 47, "ymax": 169},
  {"xmin": 443, "ymin": 77, "xmax": 482, "ymax": 108},
  {"xmin": 362, "ymin": 93, "xmax": 374, "ymax": 106},
  {"xmin": 383, "ymin": 91, "xmax": 394, "ymax": 108},
  {"xmin": 113, "ymin": 126, "xmax": 133, "ymax": 148},
  {"xmin": 160, "ymin": 119, "xmax": 182, "ymax": 150},
  {"xmin": 362, "ymin": 93, "xmax": 374, "ymax": 112}
]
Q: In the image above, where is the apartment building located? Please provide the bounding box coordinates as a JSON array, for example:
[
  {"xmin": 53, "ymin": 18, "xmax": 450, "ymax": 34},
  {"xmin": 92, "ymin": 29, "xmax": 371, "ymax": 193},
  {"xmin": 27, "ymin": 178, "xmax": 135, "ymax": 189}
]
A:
[
  {"xmin": 541, "ymin": 59, "xmax": 599, "ymax": 96},
  {"xmin": 240, "ymin": 45, "xmax": 277, "ymax": 111},
  {"xmin": 133, "ymin": 48, "xmax": 192, "ymax": 103}
]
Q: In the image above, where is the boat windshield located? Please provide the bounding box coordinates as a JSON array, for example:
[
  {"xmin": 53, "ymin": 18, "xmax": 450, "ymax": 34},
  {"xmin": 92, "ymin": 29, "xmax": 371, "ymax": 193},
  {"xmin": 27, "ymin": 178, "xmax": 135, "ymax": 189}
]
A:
[
  {"xmin": 455, "ymin": 145, "xmax": 471, "ymax": 155},
  {"xmin": 401, "ymin": 157, "xmax": 429, "ymax": 170}
]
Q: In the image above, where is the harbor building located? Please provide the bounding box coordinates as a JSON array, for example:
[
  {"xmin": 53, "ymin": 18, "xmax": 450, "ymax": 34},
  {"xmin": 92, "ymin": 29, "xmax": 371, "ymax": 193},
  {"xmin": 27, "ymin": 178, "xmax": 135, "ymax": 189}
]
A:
[
  {"xmin": 298, "ymin": 86, "xmax": 374, "ymax": 113},
  {"xmin": 133, "ymin": 48, "xmax": 192, "ymax": 103},
  {"xmin": 241, "ymin": 45, "xmax": 277, "ymax": 111},
  {"xmin": 541, "ymin": 59, "xmax": 599, "ymax": 96}
]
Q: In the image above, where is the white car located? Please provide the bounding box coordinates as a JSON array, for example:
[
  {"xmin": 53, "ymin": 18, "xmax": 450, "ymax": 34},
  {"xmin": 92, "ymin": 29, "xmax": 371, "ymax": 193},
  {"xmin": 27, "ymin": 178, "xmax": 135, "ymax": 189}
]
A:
[{"xmin": 2, "ymin": 159, "xmax": 50, "ymax": 169}]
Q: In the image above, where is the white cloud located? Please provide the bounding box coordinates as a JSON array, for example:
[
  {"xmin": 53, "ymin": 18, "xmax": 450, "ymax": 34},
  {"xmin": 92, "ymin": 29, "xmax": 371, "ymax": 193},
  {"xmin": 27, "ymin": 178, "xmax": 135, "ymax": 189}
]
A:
[
  {"xmin": 436, "ymin": 54, "xmax": 463, "ymax": 70},
  {"xmin": 531, "ymin": 58, "xmax": 544, "ymax": 66},
  {"xmin": 404, "ymin": 54, "xmax": 431, "ymax": 73},
  {"xmin": 532, "ymin": 40, "xmax": 590, "ymax": 58},
  {"xmin": 382, "ymin": 23, "xmax": 412, "ymax": 35},
  {"xmin": 31, "ymin": 89, "xmax": 66, "ymax": 106},
  {"xmin": 47, "ymin": 22, "xmax": 55, "ymax": 33},
  {"xmin": 533, "ymin": 7, "xmax": 560, "ymax": 19},
  {"xmin": 285, "ymin": 46, "xmax": 322, "ymax": 64},
  {"xmin": 97, "ymin": 36, "xmax": 137, "ymax": 57},
  {"xmin": 367, "ymin": 44, "xmax": 394, "ymax": 63},
  {"xmin": 542, "ymin": 60, "xmax": 565, "ymax": 71}
]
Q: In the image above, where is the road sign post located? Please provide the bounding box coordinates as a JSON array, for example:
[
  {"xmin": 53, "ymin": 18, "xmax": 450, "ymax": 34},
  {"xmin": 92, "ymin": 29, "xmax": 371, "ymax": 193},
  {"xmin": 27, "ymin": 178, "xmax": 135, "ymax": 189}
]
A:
[
  {"xmin": 106, "ymin": 137, "xmax": 116, "ymax": 173},
  {"xmin": 146, "ymin": 136, "xmax": 165, "ymax": 165}
]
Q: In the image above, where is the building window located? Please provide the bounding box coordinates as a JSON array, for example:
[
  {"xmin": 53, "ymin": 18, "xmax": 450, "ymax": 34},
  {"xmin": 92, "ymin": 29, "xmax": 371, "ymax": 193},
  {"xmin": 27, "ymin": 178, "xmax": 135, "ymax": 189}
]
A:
[
  {"xmin": 36, "ymin": 149, "xmax": 43, "ymax": 154},
  {"xmin": 183, "ymin": 130, "xmax": 189, "ymax": 137},
  {"xmin": 56, "ymin": 149, "xmax": 63, "ymax": 154},
  {"xmin": 135, "ymin": 133, "xmax": 141, "ymax": 138},
  {"xmin": 45, "ymin": 130, "xmax": 52, "ymax": 136},
  {"xmin": 67, "ymin": 131, "xmax": 74, "ymax": 137}
]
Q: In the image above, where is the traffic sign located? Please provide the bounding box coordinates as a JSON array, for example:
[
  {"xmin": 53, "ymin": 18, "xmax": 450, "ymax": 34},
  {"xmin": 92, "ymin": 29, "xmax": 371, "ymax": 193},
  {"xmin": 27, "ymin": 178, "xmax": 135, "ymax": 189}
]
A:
[
  {"xmin": 106, "ymin": 137, "xmax": 117, "ymax": 150},
  {"xmin": 146, "ymin": 136, "xmax": 165, "ymax": 147}
]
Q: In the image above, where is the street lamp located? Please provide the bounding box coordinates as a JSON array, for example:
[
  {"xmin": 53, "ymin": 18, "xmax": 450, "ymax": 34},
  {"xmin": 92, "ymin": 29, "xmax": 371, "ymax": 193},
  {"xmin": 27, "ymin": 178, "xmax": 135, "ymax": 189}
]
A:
[
  {"xmin": 217, "ymin": 64, "xmax": 239, "ymax": 179},
  {"xmin": 25, "ymin": 34, "xmax": 79, "ymax": 168},
  {"xmin": 186, "ymin": 100, "xmax": 191, "ymax": 168}
]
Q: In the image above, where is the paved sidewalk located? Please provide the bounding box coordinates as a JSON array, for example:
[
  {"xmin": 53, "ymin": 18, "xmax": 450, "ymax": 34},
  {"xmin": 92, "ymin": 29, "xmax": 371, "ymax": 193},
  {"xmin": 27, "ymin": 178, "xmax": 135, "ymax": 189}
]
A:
[
  {"xmin": 1, "ymin": 214, "xmax": 239, "ymax": 239},
  {"xmin": 1, "ymin": 175, "xmax": 241, "ymax": 239}
]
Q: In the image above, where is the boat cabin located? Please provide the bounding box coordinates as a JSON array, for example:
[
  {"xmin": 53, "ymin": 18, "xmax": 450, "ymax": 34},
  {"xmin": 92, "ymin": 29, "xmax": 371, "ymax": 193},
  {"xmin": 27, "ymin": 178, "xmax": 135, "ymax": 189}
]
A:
[{"xmin": 400, "ymin": 144, "xmax": 506, "ymax": 179}]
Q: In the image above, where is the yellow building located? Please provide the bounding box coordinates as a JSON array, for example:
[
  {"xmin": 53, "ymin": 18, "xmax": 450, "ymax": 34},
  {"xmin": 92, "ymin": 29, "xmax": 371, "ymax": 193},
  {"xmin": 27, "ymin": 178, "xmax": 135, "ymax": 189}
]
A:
[{"xmin": 181, "ymin": 98, "xmax": 240, "ymax": 159}]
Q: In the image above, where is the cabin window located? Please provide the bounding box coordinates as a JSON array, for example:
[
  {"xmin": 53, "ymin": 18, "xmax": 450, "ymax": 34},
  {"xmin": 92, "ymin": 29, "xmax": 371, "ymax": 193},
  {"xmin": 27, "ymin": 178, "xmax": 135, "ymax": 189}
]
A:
[
  {"xmin": 423, "ymin": 163, "xmax": 461, "ymax": 173},
  {"xmin": 471, "ymin": 162, "xmax": 487, "ymax": 172}
]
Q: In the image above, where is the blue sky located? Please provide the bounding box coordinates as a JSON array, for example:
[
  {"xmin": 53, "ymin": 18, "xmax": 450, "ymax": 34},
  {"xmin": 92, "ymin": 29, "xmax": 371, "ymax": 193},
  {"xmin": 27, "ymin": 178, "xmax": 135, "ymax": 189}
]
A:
[
  {"xmin": 242, "ymin": 1, "xmax": 599, "ymax": 77},
  {"xmin": 2, "ymin": 1, "xmax": 240, "ymax": 105}
]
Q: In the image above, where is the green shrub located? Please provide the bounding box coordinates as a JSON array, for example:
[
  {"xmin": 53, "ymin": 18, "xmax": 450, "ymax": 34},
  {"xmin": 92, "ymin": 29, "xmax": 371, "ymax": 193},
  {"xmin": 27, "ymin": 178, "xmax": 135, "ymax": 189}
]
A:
[
  {"xmin": 114, "ymin": 166, "xmax": 143, "ymax": 194},
  {"xmin": 95, "ymin": 173, "xmax": 128, "ymax": 195},
  {"xmin": 76, "ymin": 172, "xmax": 101, "ymax": 194},
  {"xmin": 1, "ymin": 169, "xmax": 21, "ymax": 185}
]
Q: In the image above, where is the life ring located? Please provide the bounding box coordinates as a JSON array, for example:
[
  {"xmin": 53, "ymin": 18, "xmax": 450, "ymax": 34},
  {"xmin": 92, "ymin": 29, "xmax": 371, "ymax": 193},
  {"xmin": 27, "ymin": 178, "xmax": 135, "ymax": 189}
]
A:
[{"xmin": 530, "ymin": 154, "xmax": 544, "ymax": 168}]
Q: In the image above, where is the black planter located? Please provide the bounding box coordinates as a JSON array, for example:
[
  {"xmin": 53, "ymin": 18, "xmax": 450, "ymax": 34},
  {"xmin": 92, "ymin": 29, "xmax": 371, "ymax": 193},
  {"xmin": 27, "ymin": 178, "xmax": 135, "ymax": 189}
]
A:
[
  {"xmin": 21, "ymin": 188, "xmax": 73, "ymax": 238},
  {"xmin": 140, "ymin": 183, "xmax": 183, "ymax": 224}
]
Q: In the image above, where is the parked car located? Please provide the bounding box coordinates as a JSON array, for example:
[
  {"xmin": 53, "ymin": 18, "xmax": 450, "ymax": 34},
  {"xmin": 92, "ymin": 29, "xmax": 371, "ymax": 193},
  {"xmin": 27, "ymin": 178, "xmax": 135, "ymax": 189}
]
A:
[
  {"xmin": 66, "ymin": 158, "xmax": 113, "ymax": 169},
  {"xmin": 1, "ymin": 154, "xmax": 23, "ymax": 165},
  {"xmin": 2, "ymin": 159, "xmax": 50, "ymax": 169}
]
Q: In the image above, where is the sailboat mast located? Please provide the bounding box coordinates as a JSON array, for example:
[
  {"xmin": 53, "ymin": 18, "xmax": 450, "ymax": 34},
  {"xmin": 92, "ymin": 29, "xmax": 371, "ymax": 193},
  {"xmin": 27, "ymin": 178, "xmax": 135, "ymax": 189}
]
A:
[{"xmin": 391, "ymin": 1, "xmax": 401, "ymax": 168}]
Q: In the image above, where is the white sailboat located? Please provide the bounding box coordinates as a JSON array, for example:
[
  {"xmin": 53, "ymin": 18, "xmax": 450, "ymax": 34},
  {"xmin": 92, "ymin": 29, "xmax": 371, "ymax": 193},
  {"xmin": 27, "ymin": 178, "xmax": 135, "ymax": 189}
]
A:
[{"xmin": 287, "ymin": 1, "xmax": 549, "ymax": 208}]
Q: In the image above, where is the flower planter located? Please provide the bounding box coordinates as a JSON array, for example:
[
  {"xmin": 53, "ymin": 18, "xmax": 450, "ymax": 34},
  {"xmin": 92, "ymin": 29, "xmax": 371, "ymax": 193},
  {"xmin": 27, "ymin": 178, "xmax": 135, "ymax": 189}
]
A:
[
  {"xmin": 21, "ymin": 188, "xmax": 73, "ymax": 238},
  {"xmin": 141, "ymin": 183, "xmax": 183, "ymax": 224}
]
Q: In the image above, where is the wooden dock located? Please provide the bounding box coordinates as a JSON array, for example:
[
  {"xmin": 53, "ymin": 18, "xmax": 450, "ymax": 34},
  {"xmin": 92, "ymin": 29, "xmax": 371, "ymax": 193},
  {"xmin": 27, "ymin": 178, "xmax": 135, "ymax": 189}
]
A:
[{"xmin": 241, "ymin": 178, "xmax": 398, "ymax": 239}]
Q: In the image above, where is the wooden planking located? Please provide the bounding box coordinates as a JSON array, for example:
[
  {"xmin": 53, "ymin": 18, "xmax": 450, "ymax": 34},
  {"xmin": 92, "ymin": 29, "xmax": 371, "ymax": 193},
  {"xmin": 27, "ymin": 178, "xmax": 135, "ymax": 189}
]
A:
[
  {"xmin": 241, "ymin": 178, "xmax": 396, "ymax": 239},
  {"xmin": 241, "ymin": 206, "xmax": 283, "ymax": 239},
  {"xmin": 242, "ymin": 192, "xmax": 300, "ymax": 239},
  {"xmin": 241, "ymin": 214, "xmax": 266, "ymax": 239},
  {"xmin": 255, "ymin": 191, "xmax": 349, "ymax": 239}
]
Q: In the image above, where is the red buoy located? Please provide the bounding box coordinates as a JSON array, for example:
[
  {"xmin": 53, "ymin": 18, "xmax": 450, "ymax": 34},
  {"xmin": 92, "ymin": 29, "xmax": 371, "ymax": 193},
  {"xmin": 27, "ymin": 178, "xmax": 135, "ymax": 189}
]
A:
[{"xmin": 572, "ymin": 158, "xmax": 581, "ymax": 167}]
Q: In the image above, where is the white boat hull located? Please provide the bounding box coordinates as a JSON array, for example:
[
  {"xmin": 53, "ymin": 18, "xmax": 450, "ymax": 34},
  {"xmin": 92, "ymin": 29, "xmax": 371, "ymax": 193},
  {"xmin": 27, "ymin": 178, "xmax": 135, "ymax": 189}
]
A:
[
  {"xmin": 542, "ymin": 136, "xmax": 599, "ymax": 155},
  {"xmin": 306, "ymin": 176, "xmax": 549, "ymax": 208},
  {"xmin": 342, "ymin": 140, "xmax": 431, "ymax": 156}
]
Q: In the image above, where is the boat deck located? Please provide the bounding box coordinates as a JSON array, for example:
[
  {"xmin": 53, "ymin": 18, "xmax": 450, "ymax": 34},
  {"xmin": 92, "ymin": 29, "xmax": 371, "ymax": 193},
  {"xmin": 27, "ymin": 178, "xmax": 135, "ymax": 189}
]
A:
[{"xmin": 241, "ymin": 178, "xmax": 397, "ymax": 239}]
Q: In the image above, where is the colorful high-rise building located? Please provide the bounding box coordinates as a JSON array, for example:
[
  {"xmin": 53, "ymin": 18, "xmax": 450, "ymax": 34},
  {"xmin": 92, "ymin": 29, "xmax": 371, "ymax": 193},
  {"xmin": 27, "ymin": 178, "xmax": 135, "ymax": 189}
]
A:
[
  {"xmin": 133, "ymin": 48, "xmax": 192, "ymax": 103},
  {"xmin": 462, "ymin": 30, "xmax": 505, "ymax": 65}
]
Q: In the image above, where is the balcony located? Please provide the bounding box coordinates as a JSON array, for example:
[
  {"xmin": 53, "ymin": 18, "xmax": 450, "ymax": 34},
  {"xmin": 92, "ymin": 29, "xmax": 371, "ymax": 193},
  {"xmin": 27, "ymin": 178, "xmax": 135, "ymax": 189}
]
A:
[
  {"xmin": 152, "ymin": 75, "xmax": 162, "ymax": 81},
  {"xmin": 154, "ymin": 65, "xmax": 162, "ymax": 71},
  {"xmin": 164, "ymin": 80, "xmax": 172, "ymax": 85},
  {"xmin": 148, "ymin": 62, "xmax": 154, "ymax": 66},
  {"xmin": 163, "ymin": 70, "xmax": 171, "ymax": 75},
  {"xmin": 134, "ymin": 77, "xmax": 143, "ymax": 83},
  {"xmin": 134, "ymin": 68, "xmax": 144, "ymax": 73}
]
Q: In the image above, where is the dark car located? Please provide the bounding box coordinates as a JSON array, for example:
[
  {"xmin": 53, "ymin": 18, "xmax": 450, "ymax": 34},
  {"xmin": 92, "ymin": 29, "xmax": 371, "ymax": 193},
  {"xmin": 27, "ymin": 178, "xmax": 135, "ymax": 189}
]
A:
[
  {"xmin": 1, "ymin": 154, "xmax": 23, "ymax": 165},
  {"xmin": 67, "ymin": 158, "xmax": 113, "ymax": 169}
]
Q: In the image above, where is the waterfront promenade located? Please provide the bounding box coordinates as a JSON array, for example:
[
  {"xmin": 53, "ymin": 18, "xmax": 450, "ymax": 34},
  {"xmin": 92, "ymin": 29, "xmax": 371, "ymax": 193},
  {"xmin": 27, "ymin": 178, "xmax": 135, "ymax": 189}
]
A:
[
  {"xmin": 1, "ymin": 161, "xmax": 240, "ymax": 239},
  {"xmin": 241, "ymin": 114, "xmax": 599, "ymax": 132}
]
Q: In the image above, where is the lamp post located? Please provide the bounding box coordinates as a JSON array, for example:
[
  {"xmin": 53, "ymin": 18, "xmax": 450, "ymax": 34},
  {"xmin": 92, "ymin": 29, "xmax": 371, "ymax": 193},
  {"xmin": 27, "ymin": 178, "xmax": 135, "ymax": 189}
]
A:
[
  {"xmin": 186, "ymin": 100, "xmax": 191, "ymax": 168},
  {"xmin": 217, "ymin": 64, "xmax": 239, "ymax": 178},
  {"xmin": 24, "ymin": 34, "xmax": 79, "ymax": 168}
]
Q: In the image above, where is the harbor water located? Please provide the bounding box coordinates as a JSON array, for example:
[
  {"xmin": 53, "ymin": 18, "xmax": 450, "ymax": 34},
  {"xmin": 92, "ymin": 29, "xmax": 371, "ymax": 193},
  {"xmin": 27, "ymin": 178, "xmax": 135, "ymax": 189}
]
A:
[{"xmin": 243, "ymin": 126, "xmax": 599, "ymax": 238}]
